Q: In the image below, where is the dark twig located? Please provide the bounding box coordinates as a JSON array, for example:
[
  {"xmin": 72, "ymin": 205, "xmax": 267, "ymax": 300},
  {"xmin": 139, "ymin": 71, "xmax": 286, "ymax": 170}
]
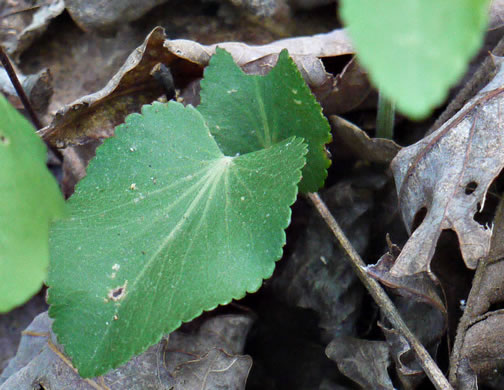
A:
[
  {"xmin": 0, "ymin": 5, "xmax": 41, "ymax": 19},
  {"xmin": 308, "ymin": 192, "xmax": 453, "ymax": 390},
  {"xmin": 0, "ymin": 45, "xmax": 43, "ymax": 129}
]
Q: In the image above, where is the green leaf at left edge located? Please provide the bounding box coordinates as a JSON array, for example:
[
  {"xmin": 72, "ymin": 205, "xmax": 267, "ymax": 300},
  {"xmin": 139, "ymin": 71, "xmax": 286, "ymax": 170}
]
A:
[
  {"xmin": 198, "ymin": 48, "xmax": 332, "ymax": 193},
  {"xmin": 48, "ymin": 101, "xmax": 307, "ymax": 377},
  {"xmin": 0, "ymin": 94, "xmax": 65, "ymax": 313}
]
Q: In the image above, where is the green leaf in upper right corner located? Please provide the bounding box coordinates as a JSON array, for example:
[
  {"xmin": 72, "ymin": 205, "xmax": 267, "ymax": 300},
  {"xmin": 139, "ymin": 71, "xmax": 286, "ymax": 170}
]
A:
[
  {"xmin": 0, "ymin": 94, "xmax": 65, "ymax": 313},
  {"xmin": 341, "ymin": 0, "xmax": 489, "ymax": 119},
  {"xmin": 198, "ymin": 48, "xmax": 332, "ymax": 194}
]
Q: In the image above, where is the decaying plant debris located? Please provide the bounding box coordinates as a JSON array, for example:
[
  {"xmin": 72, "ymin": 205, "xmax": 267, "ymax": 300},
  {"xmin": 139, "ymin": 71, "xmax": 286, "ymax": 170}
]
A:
[{"xmin": 2, "ymin": 1, "xmax": 504, "ymax": 389}]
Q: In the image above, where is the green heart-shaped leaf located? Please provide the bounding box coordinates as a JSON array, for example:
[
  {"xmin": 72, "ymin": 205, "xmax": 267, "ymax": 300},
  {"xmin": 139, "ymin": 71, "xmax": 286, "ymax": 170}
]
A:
[{"xmin": 48, "ymin": 101, "xmax": 306, "ymax": 377}]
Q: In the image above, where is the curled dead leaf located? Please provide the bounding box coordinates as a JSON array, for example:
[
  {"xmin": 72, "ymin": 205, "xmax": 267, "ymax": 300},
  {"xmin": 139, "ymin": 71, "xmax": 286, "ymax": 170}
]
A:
[
  {"xmin": 458, "ymin": 312, "xmax": 504, "ymax": 389},
  {"xmin": 326, "ymin": 337, "xmax": 394, "ymax": 390},
  {"xmin": 330, "ymin": 116, "xmax": 401, "ymax": 164},
  {"xmin": 39, "ymin": 26, "xmax": 354, "ymax": 150},
  {"xmin": 388, "ymin": 58, "xmax": 504, "ymax": 279},
  {"xmin": 39, "ymin": 26, "xmax": 173, "ymax": 147},
  {"xmin": 0, "ymin": 0, "xmax": 65, "ymax": 60},
  {"xmin": 322, "ymin": 57, "xmax": 373, "ymax": 115}
]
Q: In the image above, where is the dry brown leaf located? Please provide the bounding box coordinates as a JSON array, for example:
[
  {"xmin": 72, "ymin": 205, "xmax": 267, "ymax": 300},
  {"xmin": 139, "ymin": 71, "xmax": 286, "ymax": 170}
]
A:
[
  {"xmin": 0, "ymin": 312, "xmax": 253, "ymax": 389},
  {"xmin": 172, "ymin": 349, "xmax": 252, "ymax": 390},
  {"xmin": 39, "ymin": 26, "xmax": 174, "ymax": 147},
  {"xmin": 0, "ymin": 0, "xmax": 65, "ymax": 60},
  {"xmin": 166, "ymin": 28, "xmax": 353, "ymax": 99},
  {"xmin": 21, "ymin": 20, "xmax": 152, "ymax": 126},
  {"xmin": 379, "ymin": 295, "xmax": 446, "ymax": 390},
  {"xmin": 0, "ymin": 295, "xmax": 46, "ymax": 376},
  {"xmin": 65, "ymin": 0, "xmax": 169, "ymax": 32},
  {"xmin": 321, "ymin": 57, "xmax": 373, "ymax": 115},
  {"xmin": 61, "ymin": 142, "xmax": 101, "ymax": 198},
  {"xmin": 386, "ymin": 58, "xmax": 504, "ymax": 279},
  {"xmin": 330, "ymin": 116, "xmax": 401, "ymax": 164},
  {"xmin": 325, "ymin": 337, "xmax": 394, "ymax": 390},
  {"xmin": 450, "ymin": 200, "xmax": 504, "ymax": 389},
  {"xmin": 489, "ymin": 0, "xmax": 504, "ymax": 30},
  {"xmin": 166, "ymin": 28, "xmax": 352, "ymax": 64},
  {"xmin": 0, "ymin": 66, "xmax": 52, "ymax": 117},
  {"xmin": 39, "ymin": 26, "xmax": 354, "ymax": 148},
  {"xmin": 38, "ymin": 25, "xmax": 355, "ymax": 197},
  {"xmin": 458, "ymin": 312, "xmax": 504, "ymax": 389},
  {"xmin": 164, "ymin": 315, "xmax": 254, "ymax": 390},
  {"xmin": 367, "ymin": 248, "xmax": 446, "ymax": 313}
]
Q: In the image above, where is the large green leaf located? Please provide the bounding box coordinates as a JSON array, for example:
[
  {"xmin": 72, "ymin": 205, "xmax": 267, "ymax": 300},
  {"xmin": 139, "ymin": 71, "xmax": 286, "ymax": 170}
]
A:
[
  {"xmin": 341, "ymin": 0, "xmax": 489, "ymax": 119},
  {"xmin": 0, "ymin": 94, "xmax": 64, "ymax": 313},
  {"xmin": 48, "ymin": 101, "xmax": 306, "ymax": 377},
  {"xmin": 198, "ymin": 48, "xmax": 331, "ymax": 193}
]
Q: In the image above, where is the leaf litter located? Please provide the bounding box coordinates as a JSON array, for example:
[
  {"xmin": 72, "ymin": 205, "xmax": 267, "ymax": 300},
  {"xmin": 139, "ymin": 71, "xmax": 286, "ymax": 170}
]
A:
[
  {"xmin": 376, "ymin": 56, "xmax": 504, "ymax": 282},
  {"xmin": 0, "ymin": 311, "xmax": 253, "ymax": 390},
  {"xmin": 5, "ymin": 2, "xmax": 504, "ymax": 389}
]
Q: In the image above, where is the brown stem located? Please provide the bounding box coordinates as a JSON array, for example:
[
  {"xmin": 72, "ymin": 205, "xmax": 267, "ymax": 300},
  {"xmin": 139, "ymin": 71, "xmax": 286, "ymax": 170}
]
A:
[
  {"xmin": 308, "ymin": 192, "xmax": 453, "ymax": 390},
  {"xmin": 0, "ymin": 45, "xmax": 43, "ymax": 129}
]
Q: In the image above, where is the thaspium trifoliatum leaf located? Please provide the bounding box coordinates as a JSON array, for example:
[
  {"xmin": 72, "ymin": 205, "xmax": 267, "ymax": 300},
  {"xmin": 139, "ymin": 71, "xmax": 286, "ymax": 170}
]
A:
[
  {"xmin": 48, "ymin": 101, "xmax": 307, "ymax": 377},
  {"xmin": 199, "ymin": 48, "xmax": 332, "ymax": 193},
  {"xmin": 341, "ymin": 0, "xmax": 489, "ymax": 119},
  {"xmin": 0, "ymin": 94, "xmax": 64, "ymax": 313},
  {"xmin": 48, "ymin": 48, "xmax": 331, "ymax": 377}
]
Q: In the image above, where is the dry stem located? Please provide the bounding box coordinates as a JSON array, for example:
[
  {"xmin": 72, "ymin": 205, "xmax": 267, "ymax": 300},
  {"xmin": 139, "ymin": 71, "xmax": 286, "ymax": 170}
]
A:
[{"xmin": 308, "ymin": 192, "xmax": 453, "ymax": 390}]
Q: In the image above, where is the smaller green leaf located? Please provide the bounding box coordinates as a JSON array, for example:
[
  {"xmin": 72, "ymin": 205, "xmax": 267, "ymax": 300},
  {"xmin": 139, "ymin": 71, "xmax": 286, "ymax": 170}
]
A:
[
  {"xmin": 0, "ymin": 94, "xmax": 65, "ymax": 313},
  {"xmin": 198, "ymin": 48, "xmax": 332, "ymax": 193},
  {"xmin": 341, "ymin": 0, "xmax": 489, "ymax": 119}
]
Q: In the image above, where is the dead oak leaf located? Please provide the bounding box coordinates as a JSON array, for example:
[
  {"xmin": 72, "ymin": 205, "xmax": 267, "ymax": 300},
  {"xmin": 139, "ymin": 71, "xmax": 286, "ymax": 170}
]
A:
[{"xmin": 388, "ymin": 59, "xmax": 504, "ymax": 279}]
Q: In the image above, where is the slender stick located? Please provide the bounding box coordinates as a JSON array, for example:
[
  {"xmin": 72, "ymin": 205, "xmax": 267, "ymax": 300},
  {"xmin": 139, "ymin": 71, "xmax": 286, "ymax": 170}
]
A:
[
  {"xmin": 308, "ymin": 192, "xmax": 453, "ymax": 390},
  {"xmin": 376, "ymin": 90, "xmax": 395, "ymax": 139},
  {"xmin": 0, "ymin": 45, "xmax": 43, "ymax": 129}
]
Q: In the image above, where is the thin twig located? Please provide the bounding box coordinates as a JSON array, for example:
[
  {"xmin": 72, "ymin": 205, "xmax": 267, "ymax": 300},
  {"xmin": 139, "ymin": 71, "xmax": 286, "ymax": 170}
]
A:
[
  {"xmin": 307, "ymin": 192, "xmax": 453, "ymax": 390},
  {"xmin": 0, "ymin": 5, "xmax": 40, "ymax": 19},
  {"xmin": 47, "ymin": 339, "xmax": 110, "ymax": 389},
  {"xmin": 22, "ymin": 326, "xmax": 107, "ymax": 386},
  {"xmin": 0, "ymin": 45, "xmax": 42, "ymax": 129}
]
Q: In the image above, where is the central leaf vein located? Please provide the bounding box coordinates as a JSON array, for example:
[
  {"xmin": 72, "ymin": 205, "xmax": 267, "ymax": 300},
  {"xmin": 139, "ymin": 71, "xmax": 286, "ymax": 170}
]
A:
[{"xmin": 254, "ymin": 78, "xmax": 271, "ymax": 148}]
